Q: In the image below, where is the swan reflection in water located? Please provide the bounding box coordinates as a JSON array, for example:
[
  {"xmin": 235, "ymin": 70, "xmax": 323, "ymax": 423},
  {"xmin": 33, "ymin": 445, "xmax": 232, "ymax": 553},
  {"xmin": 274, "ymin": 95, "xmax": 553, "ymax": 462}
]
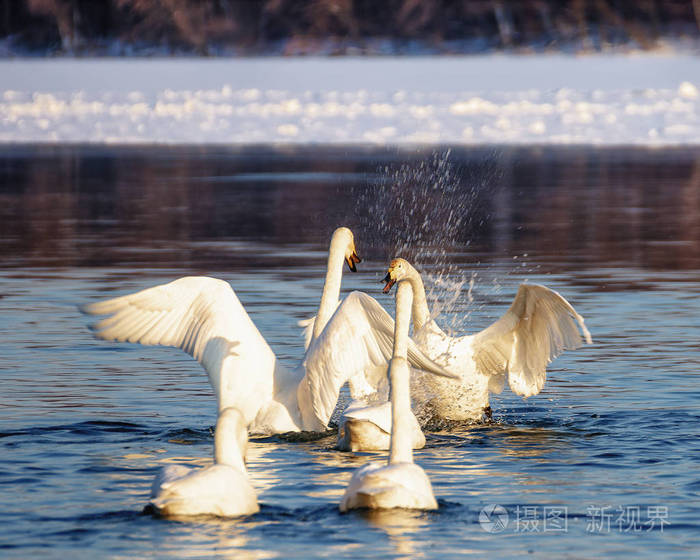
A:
[
  {"xmin": 143, "ymin": 515, "xmax": 272, "ymax": 560},
  {"xmin": 354, "ymin": 508, "xmax": 434, "ymax": 559},
  {"xmin": 254, "ymin": 410, "xmax": 579, "ymax": 507}
]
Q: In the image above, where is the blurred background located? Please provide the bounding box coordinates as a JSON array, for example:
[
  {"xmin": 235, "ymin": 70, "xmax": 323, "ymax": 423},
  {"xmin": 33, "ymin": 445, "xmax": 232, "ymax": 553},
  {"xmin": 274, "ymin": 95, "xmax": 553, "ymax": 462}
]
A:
[{"xmin": 2, "ymin": 0, "xmax": 700, "ymax": 56}]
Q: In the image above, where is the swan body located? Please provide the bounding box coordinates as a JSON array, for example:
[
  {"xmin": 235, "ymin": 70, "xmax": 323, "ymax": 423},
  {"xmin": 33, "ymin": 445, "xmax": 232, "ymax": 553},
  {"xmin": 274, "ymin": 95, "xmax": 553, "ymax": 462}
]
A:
[
  {"xmin": 340, "ymin": 280, "xmax": 438, "ymax": 512},
  {"xmin": 149, "ymin": 407, "xmax": 259, "ymax": 517},
  {"xmin": 83, "ymin": 228, "xmax": 450, "ymax": 434},
  {"xmin": 382, "ymin": 258, "xmax": 593, "ymax": 421},
  {"xmin": 337, "ymin": 400, "xmax": 425, "ymax": 452},
  {"xmin": 340, "ymin": 459, "xmax": 437, "ymax": 510}
]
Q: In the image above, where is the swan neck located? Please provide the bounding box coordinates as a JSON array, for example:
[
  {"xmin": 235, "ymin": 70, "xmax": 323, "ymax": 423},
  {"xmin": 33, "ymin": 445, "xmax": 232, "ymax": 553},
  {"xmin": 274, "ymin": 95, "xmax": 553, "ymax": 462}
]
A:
[
  {"xmin": 407, "ymin": 270, "xmax": 431, "ymax": 332},
  {"xmin": 312, "ymin": 235, "xmax": 345, "ymax": 340},
  {"xmin": 214, "ymin": 407, "xmax": 247, "ymax": 472},
  {"xmin": 389, "ymin": 281, "xmax": 414, "ymax": 464},
  {"xmin": 388, "ymin": 357, "xmax": 413, "ymax": 464},
  {"xmin": 393, "ymin": 281, "xmax": 413, "ymax": 359}
]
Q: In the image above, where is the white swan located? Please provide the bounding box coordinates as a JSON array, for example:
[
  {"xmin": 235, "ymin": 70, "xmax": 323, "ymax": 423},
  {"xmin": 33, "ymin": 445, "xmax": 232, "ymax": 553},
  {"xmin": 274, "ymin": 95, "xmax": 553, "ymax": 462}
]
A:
[
  {"xmin": 340, "ymin": 276, "xmax": 438, "ymax": 511},
  {"xmin": 337, "ymin": 399, "xmax": 425, "ymax": 452},
  {"xmin": 83, "ymin": 228, "xmax": 452, "ymax": 434},
  {"xmin": 382, "ymin": 258, "xmax": 592, "ymax": 421},
  {"xmin": 148, "ymin": 407, "xmax": 259, "ymax": 517}
]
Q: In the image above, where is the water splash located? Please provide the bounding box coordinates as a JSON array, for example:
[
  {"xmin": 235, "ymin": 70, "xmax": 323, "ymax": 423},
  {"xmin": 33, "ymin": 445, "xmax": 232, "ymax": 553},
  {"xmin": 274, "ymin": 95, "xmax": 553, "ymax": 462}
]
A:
[
  {"xmin": 354, "ymin": 149, "xmax": 503, "ymax": 331},
  {"xmin": 357, "ymin": 150, "xmax": 481, "ymax": 261}
]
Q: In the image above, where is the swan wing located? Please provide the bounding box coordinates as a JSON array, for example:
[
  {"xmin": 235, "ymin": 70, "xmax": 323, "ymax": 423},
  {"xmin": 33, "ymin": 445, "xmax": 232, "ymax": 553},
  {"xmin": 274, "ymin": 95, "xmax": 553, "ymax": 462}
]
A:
[
  {"xmin": 471, "ymin": 283, "xmax": 592, "ymax": 397},
  {"xmin": 303, "ymin": 291, "xmax": 456, "ymax": 426},
  {"xmin": 298, "ymin": 316, "xmax": 316, "ymax": 351},
  {"xmin": 297, "ymin": 300, "xmax": 341, "ymax": 350},
  {"xmin": 82, "ymin": 276, "xmax": 277, "ymax": 410}
]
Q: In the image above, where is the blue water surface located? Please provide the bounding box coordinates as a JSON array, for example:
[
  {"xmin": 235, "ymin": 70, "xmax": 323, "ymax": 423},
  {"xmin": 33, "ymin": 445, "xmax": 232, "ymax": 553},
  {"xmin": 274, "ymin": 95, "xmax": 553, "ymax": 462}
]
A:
[{"xmin": 0, "ymin": 145, "xmax": 698, "ymax": 559}]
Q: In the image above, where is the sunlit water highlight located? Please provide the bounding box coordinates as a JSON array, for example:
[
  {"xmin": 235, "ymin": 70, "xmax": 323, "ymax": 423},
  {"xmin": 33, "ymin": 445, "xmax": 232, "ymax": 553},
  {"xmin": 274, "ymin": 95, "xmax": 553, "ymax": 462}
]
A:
[{"xmin": 0, "ymin": 145, "xmax": 698, "ymax": 558}]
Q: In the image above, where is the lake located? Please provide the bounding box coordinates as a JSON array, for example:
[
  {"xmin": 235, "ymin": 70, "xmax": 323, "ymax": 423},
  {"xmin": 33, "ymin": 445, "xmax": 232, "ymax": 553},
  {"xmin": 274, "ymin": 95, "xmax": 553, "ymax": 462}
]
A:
[{"xmin": 0, "ymin": 144, "xmax": 698, "ymax": 558}]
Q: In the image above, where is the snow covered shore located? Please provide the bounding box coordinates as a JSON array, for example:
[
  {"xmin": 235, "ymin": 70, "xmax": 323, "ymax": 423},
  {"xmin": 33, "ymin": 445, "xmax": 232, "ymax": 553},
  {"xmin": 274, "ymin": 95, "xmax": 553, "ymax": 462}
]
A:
[{"xmin": 1, "ymin": 55, "xmax": 699, "ymax": 145}]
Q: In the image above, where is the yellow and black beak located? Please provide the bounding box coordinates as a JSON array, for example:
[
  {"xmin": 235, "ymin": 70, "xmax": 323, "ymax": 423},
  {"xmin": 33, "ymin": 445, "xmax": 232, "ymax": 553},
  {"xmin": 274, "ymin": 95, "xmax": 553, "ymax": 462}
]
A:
[
  {"xmin": 382, "ymin": 272, "xmax": 396, "ymax": 294},
  {"xmin": 345, "ymin": 251, "xmax": 361, "ymax": 272}
]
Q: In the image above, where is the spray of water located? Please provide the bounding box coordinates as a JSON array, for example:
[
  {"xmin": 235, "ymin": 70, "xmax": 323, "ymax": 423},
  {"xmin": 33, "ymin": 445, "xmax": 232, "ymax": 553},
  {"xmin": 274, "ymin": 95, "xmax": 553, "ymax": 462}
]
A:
[
  {"xmin": 346, "ymin": 149, "xmax": 548, "ymax": 427},
  {"xmin": 354, "ymin": 149, "xmax": 496, "ymax": 332}
]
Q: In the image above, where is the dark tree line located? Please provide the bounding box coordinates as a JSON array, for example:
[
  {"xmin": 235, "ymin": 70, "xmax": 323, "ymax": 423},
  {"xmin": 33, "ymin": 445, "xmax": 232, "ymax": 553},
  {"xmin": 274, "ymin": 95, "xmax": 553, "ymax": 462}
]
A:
[{"xmin": 2, "ymin": 0, "xmax": 700, "ymax": 55}]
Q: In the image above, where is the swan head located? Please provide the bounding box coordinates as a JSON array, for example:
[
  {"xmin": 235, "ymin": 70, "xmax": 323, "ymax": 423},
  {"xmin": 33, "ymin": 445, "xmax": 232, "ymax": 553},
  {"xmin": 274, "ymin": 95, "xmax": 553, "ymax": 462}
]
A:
[
  {"xmin": 382, "ymin": 258, "xmax": 413, "ymax": 293},
  {"xmin": 333, "ymin": 226, "xmax": 362, "ymax": 272}
]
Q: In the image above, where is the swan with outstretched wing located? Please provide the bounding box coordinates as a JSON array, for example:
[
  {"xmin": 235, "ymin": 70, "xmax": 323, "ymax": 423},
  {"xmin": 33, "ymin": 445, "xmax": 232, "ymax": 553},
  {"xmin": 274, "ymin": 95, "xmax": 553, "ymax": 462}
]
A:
[
  {"xmin": 83, "ymin": 228, "xmax": 456, "ymax": 434},
  {"xmin": 380, "ymin": 258, "xmax": 592, "ymax": 421}
]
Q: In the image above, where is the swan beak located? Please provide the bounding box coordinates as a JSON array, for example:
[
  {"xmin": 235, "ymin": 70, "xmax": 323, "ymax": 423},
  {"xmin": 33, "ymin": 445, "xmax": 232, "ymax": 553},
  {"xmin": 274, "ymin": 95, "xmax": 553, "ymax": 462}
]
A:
[
  {"xmin": 346, "ymin": 250, "xmax": 361, "ymax": 272},
  {"xmin": 382, "ymin": 272, "xmax": 396, "ymax": 294}
]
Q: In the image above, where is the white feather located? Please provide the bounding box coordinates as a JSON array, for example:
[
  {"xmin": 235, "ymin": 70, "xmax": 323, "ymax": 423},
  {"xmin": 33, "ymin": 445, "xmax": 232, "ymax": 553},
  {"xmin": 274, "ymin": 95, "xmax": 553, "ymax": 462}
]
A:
[
  {"xmin": 303, "ymin": 291, "xmax": 456, "ymax": 427},
  {"xmin": 85, "ymin": 276, "xmax": 278, "ymax": 427},
  {"xmin": 472, "ymin": 283, "xmax": 591, "ymax": 397},
  {"xmin": 83, "ymin": 229, "xmax": 454, "ymax": 435},
  {"xmin": 148, "ymin": 408, "xmax": 259, "ymax": 518},
  {"xmin": 382, "ymin": 259, "xmax": 592, "ymax": 420},
  {"xmin": 340, "ymin": 281, "xmax": 437, "ymax": 511}
]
